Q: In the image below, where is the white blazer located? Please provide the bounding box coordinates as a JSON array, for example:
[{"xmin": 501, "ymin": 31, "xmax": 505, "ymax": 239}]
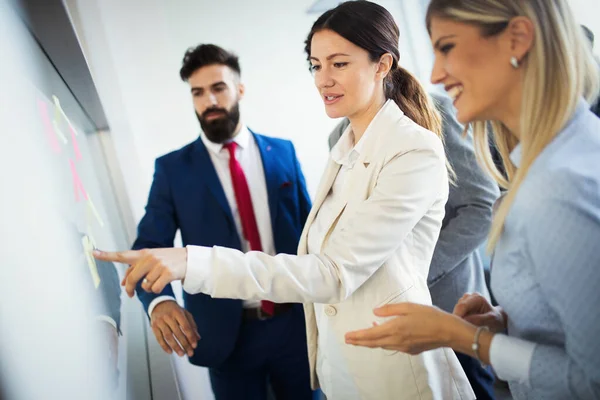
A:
[{"xmin": 184, "ymin": 100, "xmax": 475, "ymax": 399}]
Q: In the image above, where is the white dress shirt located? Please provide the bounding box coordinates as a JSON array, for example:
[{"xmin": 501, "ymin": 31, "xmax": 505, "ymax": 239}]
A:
[{"xmin": 148, "ymin": 126, "xmax": 274, "ymax": 315}]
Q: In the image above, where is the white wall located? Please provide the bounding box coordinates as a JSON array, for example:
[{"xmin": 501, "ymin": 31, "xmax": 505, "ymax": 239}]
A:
[
  {"xmin": 63, "ymin": 1, "xmax": 429, "ymax": 399},
  {"xmin": 66, "ymin": 0, "xmax": 430, "ymax": 208},
  {"xmin": 569, "ymin": 0, "xmax": 600, "ymax": 58}
]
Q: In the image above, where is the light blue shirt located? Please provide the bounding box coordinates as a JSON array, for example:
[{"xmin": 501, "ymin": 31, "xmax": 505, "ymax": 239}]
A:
[{"xmin": 489, "ymin": 100, "xmax": 600, "ymax": 399}]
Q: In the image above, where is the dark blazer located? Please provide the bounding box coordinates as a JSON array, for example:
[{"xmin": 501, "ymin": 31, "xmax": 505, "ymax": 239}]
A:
[{"xmin": 133, "ymin": 130, "xmax": 311, "ymax": 367}]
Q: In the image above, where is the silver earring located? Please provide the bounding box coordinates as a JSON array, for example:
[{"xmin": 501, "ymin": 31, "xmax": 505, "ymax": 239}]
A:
[{"xmin": 510, "ymin": 56, "xmax": 519, "ymax": 69}]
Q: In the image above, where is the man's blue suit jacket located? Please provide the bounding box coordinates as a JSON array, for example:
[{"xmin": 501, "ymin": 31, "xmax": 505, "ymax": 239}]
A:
[{"xmin": 132, "ymin": 131, "xmax": 312, "ymax": 368}]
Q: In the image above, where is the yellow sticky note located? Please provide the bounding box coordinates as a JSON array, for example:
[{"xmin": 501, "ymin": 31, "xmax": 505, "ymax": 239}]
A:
[
  {"xmin": 53, "ymin": 95, "xmax": 76, "ymax": 136},
  {"xmin": 82, "ymin": 235, "xmax": 101, "ymax": 288},
  {"xmin": 87, "ymin": 195, "xmax": 105, "ymax": 227},
  {"xmin": 51, "ymin": 119, "xmax": 68, "ymax": 144}
]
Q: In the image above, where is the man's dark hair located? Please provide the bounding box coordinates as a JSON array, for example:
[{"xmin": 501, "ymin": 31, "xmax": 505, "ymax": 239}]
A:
[{"xmin": 179, "ymin": 44, "xmax": 241, "ymax": 81}]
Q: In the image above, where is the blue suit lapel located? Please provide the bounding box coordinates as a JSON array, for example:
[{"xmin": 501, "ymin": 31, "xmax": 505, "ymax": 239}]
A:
[
  {"xmin": 192, "ymin": 138, "xmax": 235, "ymax": 226},
  {"xmin": 253, "ymin": 132, "xmax": 280, "ymax": 227}
]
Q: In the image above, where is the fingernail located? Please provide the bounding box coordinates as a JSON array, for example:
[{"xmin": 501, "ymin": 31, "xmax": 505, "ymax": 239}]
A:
[
  {"xmin": 192, "ymin": 342, "xmax": 197, "ymax": 348},
  {"xmin": 93, "ymin": 250, "xmax": 101, "ymax": 256}
]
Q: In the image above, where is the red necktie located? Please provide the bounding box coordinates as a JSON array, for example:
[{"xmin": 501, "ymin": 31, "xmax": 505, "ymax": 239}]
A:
[{"xmin": 224, "ymin": 142, "xmax": 275, "ymax": 316}]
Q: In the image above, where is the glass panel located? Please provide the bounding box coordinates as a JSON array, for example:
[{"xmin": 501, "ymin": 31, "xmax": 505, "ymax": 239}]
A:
[{"xmin": 0, "ymin": 2, "xmax": 136, "ymax": 398}]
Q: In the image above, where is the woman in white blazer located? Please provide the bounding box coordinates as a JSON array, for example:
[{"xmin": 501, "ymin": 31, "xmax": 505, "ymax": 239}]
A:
[{"xmin": 96, "ymin": 2, "xmax": 474, "ymax": 399}]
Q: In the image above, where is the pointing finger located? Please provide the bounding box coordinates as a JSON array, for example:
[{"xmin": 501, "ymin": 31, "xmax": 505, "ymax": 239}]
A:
[{"xmin": 94, "ymin": 249, "xmax": 143, "ymax": 265}]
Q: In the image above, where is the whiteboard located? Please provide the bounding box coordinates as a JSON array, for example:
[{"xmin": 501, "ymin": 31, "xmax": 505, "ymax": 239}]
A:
[{"xmin": 0, "ymin": 1, "xmax": 156, "ymax": 398}]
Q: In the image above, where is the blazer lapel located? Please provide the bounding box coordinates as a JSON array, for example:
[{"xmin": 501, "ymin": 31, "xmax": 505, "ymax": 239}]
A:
[
  {"xmin": 297, "ymin": 158, "xmax": 341, "ymax": 255},
  {"xmin": 192, "ymin": 138, "xmax": 235, "ymax": 225},
  {"xmin": 319, "ymin": 161, "xmax": 374, "ymax": 252},
  {"xmin": 298, "ymin": 102, "xmax": 397, "ymax": 255},
  {"xmin": 253, "ymin": 132, "xmax": 281, "ymax": 226}
]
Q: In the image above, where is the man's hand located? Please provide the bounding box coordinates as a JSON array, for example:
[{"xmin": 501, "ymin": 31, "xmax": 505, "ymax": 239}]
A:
[
  {"xmin": 150, "ymin": 301, "xmax": 200, "ymax": 357},
  {"xmin": 93, "ymin": 248, "xmax": 187, "ymax": 297},
  {"xmin": 453, "ymin": 292, "xmax": 507, "ymax": 332}
]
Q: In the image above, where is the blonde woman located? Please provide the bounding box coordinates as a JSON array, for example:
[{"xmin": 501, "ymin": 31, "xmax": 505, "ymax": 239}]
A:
[{"xmin": 346, "ymin": 1, "xmax": 600, "ymax": 399}]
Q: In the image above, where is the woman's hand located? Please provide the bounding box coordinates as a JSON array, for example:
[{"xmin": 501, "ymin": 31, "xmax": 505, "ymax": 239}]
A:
[
  {"xmin": 344, "ymin": 302, "xmax": 458, "ymax": 355},
  {"xmin": 453, "ymin": 292, "xmax": 507, "ymax": 332},
  {"xmin": 93, "ymin": 248, "xmax": 187, "ymax": 297}
]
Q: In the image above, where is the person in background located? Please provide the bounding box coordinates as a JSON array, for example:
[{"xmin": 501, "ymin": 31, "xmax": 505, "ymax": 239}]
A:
[
  {"xmin": 582, "ymin": 25, "xmax": 600, "ymax": 117},
  {"xmin": 129, "ymin": 44, "xmax": 313, "ymax": 400},
  {"xmin": 95, "ymin": 1, "xmax": 475, "ymax": 399},
  {"xmin": 345, "ymin": 1, "xmax": 600, "ymax": 399}
]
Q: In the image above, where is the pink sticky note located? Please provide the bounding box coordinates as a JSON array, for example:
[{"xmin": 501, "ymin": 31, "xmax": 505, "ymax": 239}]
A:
[
  {"xmin": 37, "ymin": 100, "xmax": 61, "ymax": 153},
  {"xmin": 69, "ymin": 158, "xmax": 88, "ymax": 202},
  {"xmin": 69, "ymin": 124, "xmax": 82, "ymax": 160}
]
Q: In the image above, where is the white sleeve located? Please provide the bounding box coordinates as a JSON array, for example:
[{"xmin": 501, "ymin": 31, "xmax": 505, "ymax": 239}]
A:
[
  {"xmin": 490, "ymin": 333, "xmax": 536, "ymax": 385},
  {"xmin": 182, "ymin": 246, "xmax": 213, "ymax": 295},
  {"xmin": 182, "ymin": 144, "xmax": 447, "ymax": 305},
  {"xmin": 95, "ymin": 315, "xmax": 118, "ymax": 330},
  {"xmin": 147, "ymin": 296, "xmax": 177, "ymax": 317}
]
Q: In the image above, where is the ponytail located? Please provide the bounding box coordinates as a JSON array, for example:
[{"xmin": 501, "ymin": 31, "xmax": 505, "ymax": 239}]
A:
[
  {"xmin": 387, "ymin": 66, "xmax": 455, "ymax": 182},
  {"xmin": 386, "ymin": 67, "xmax": 442, "ymax": 137}
]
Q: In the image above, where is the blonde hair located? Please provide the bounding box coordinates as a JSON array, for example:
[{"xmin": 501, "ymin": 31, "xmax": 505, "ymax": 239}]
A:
[{"xmin": 426, "ymin": 0, "xmax": 600, "ymax": 251}]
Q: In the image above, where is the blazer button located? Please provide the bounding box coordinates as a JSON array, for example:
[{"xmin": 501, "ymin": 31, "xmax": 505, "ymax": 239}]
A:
[{"xmin": 324, "ymin": 305, "xmax": 337, "ymax": 317}]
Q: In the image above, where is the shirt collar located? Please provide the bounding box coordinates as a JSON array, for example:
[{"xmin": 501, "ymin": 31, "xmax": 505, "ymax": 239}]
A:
[
  {"xmin": 509, "ymin": 143, "xmax": 522, "ymax": 168},
  {"xmin": 200, "ymin": 124, "xmax": 251, "ymax": 156},
  {"xmin": 330, "ymin": 122, "xmax": 355, "ymax": 166},
  {"xmin": 331, "ymin": 126, "xmax": 363, "ymax": 168},
  {"xmin": 330, "ymin": 100, "xmax": 392, "ymax": 167}
]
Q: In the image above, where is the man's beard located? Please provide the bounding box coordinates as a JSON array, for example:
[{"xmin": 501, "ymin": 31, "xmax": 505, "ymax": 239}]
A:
[{"xmin": 196, "ymin": 102, "xmax": 241, "ymax": 144}]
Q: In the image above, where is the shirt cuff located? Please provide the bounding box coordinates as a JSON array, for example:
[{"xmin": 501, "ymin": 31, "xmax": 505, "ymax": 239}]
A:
[
  {"xmin": 96, "ymin": 315, "xmax": 118, "ymax": 330},
  {"xmin": 182, "ymin": 245, "xmax": 214, "ymax": 295},
  {"xmin": 490, "ymin": 333, "xmax": 537, "ymax": 385},
  {"xmin": 147, "ymin": 296, "xmax": 177, "ymax": 318}
]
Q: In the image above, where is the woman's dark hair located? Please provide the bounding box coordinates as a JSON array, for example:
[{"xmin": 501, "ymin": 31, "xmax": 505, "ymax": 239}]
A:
[
  {"xmin": 179, "ymin": 44, "xmax": 241, "ymax": 81},
  {"xmin": 304, "ymin": 0, "xmax": 441, "ymax": 134}
]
